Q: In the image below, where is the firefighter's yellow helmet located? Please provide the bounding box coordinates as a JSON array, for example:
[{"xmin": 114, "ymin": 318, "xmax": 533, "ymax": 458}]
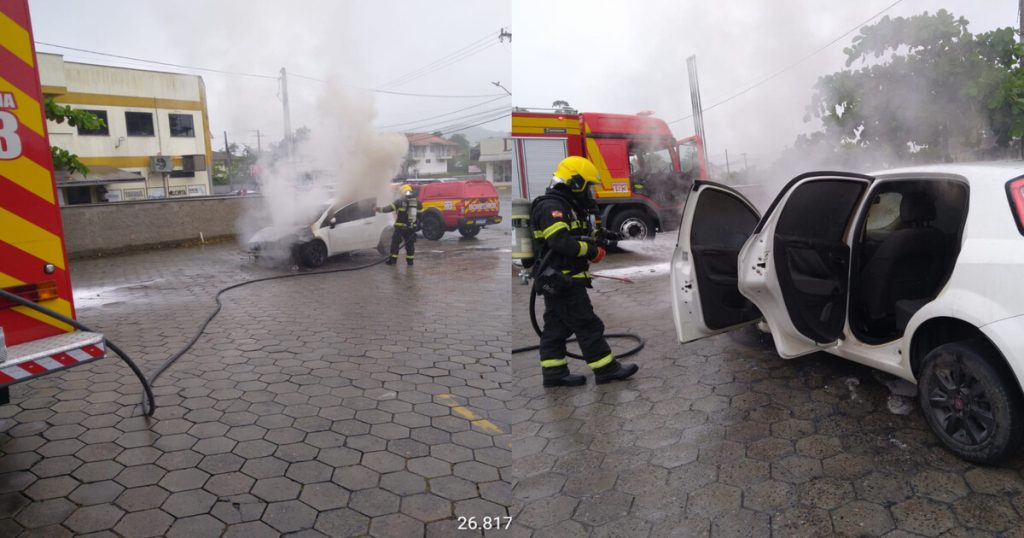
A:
[
  {"xmin": 400, "ymin": 184, "xmax": 413, "ymax": 195},
  {"xmin": 553, "ymin": 156, "xmax": 600, "ymax": 193}
]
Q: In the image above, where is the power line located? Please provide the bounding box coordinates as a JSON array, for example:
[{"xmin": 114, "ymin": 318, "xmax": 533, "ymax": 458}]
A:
[
  {"xmin": 385, "ymin": 41, "xmax": 499, "ymax": 89},
  {"xmin": 666, "ymin": 0, "xmax": 907, "ymax": 125},
  {"xmin": 404, "ymin": 105, "xmax": 511, "ymax": 135},
  {"xmin": 438, "ymin": 112, "xmax": 510, "ymax": 136},
  {"xmin": 379, "ymin": 30, "xmax": 498, "ymax": 88},
  {"xmin": 35, "ymin": 41, "xmax": 504, "ymax": 99},
  {"xmin": 35, "ymin": 42, "xmax": 278, "ymax": 79},
  {"xmin": 379, "ymin": 95, "xmax": 509, "ymax": 129}
]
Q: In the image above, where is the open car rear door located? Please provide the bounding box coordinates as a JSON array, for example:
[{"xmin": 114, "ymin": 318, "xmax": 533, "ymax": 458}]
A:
[
  {"xmin": 671, "ymin": 182, "xmax": 762, "ymax": 343},
  {"xmin": 737, "ymin": 172, "xmax": 872, "ymax": 357}
]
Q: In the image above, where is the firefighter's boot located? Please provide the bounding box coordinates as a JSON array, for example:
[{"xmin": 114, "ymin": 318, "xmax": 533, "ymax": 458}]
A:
[
  {"xmin": 385, "ymin": 256, "xmax": 397, "ymax": 266},
  {"xmin": 593, "ymin": 359, "xmax": 639, "ymax": 385},
  {"xmin": 406, "ymin": 257, "xmax": 414, "ymax": 266},
  {"xmin": 542, "ymin": 366, "xmax": 585, "ymax": 387}
]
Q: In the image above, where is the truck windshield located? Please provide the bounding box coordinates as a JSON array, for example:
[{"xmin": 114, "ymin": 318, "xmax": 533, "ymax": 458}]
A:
[{"xmin": 629, "ymin": 141, "xmax": 684, "ymax": 206}]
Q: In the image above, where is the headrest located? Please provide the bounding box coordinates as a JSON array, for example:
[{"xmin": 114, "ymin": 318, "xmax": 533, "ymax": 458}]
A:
[{"xmin": 900, "ymin": 192, "xmax": 936, "ymax": 223}]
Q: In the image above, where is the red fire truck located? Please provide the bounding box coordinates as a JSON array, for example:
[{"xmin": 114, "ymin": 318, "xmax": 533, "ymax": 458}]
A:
[
  {"xmin": 0, "ymin": 0, "xmax": 117, "ymax": 406},
  {"xmin": 512, "ymin": 109, "xmax": 707, "ymax": 240}
]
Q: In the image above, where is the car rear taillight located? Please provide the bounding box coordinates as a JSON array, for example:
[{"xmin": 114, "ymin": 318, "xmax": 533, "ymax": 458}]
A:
[
  {"xmin": 0, "ymin": 281, "xmax": 58, "ymax": 310},
  {"xmin": 1008, "ymin": 176, "xmax": 1024, "ymax": 236}
]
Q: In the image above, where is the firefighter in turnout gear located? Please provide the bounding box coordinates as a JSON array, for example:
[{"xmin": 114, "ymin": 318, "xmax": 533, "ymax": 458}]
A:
[
  {"xmin": 531, "ymin": 156, "xmax": 640, "ymax": 387},
  {"xmin": 377, "ymin": 184, "xmax": 422, "ymax": 266}
]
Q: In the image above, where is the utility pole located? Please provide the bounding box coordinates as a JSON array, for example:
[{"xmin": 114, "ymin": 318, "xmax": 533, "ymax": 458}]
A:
[
  {"xmin": 250, "ymin": 129, "xmax": 262, "ymax": 155},
  {"xmin": 280, "ymin": 67, "xmax": 292, "ymax": 156},
  {"xmin": 686, "ymin": 55, "xmax": 710, "ymax": 171},
  {"xmin": 223, "ymin": 131, "xmax": 232, "ymax": 185},
  {"xmin": 724, "ymin": 149, "xmax": 731, "ymax": 179}
]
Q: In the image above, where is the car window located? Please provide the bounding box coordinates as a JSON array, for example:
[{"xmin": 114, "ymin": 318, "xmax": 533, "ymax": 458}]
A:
[
  {"xmin": 865, "ymin": 192, "xmax": 902, "ymax": 231},
  {"xmin": 776, "ymin": 180, "xmax": 867, "ymax": 243},
  {"xmin": 326, "ymin": 198, "xmax": 376, "ymax": 226}
]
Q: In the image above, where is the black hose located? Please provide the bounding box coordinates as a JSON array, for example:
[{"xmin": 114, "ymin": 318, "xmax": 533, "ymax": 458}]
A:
[
  {"xmin": 0, "ymin": 289, "xmax": 157, "ymax": 416},
  {"xmin": 510, "ymin": 250, "xmax": 645, "ymax": 359}
]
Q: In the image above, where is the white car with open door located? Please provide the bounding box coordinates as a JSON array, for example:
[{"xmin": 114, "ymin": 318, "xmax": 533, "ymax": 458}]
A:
[
  {"xmin": 671, "ymin": 163, "xmax": 1024, "ymax": 463},
  {"xmin": 247, "ymin": 197, "xmax": 393, "ymax": 268}
]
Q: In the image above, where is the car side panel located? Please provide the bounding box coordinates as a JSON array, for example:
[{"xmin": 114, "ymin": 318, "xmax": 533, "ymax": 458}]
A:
[{"xmin": 981, "ymin": 314, "xmax": 1024, "ymax": 396}]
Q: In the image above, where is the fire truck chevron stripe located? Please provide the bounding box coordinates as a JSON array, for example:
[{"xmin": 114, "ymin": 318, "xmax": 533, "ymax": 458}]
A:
[
  {"xmin": 0, "ymin": 74, "xmax": 44, "ymax": 136},
  {"xmin": 0, "ymin": 11, "xmax": 34, "ymax": 68},
  {"xmin": 0, "ymin": 153, "xmax": 54, "ymax": 203},
  {"xmin": 0, "ymin": 43, "xmax": 36, "ymax": 93},
  {"xmin": 0, "ymin": 340, "xmax": 106, "ymax": 388},
  {"xmin": 0, "ymin": 178, "xmax": 61, "ymax": 236},
  {"xmin": 0, "ymin": 208, "xmax": 65, "ymax": 269},
  {"xmin": 12, "ymin": 300, "xmax": 74, "ymax": 332}
]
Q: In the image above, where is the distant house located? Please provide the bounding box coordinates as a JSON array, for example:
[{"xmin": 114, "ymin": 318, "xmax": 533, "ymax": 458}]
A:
[
  {"xmin": 478, "ymin": 137, "xmax": 512, "ymax": 184},
  {"xmin": 404, "ymin": 133, "xmax": 457, "ymax": 176}
]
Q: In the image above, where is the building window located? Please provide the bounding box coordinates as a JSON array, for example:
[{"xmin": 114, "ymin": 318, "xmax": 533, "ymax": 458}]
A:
[
  {"xmin": 170, "ymin": 170, "xmax": 195, "ymax": 178},
  {"xmin": 426, "ymin": 159, "xmax": 431, "ymax": 163},
  {"xmin": 169, "ymin": 113, "xmax": 195, "ymax": 137},
  {"xmin": 125, "ymin": 112, "xmax": 155, "ymax": 136},
  {"xmin": 77, "ymin": 110, "xmax": 109, "ymax": 136},
  {"xmin": 504, "ymin": 138, "xmax": 513, "ymax": 151}
]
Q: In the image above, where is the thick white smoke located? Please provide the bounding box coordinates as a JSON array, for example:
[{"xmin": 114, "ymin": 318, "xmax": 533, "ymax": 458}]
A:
[{"xmin": 236, "ymin": 82, "xmax": 408, "ymax": 252}]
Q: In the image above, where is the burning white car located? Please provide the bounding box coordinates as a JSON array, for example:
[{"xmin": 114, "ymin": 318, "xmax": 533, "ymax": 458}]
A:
[{"xmin": 246, "ymin": 197, "xmax": 393, "ymax": 267}]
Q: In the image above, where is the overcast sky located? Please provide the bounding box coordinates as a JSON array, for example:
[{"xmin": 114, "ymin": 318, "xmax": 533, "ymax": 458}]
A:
[
  {"xmin": 514, "ymin": 0, "xmax": 1017, "ymax": 165},
  {"xmin": 28, "ymin": 1, "xmax": 1017, "ymax": 161},
  {"xmin": 29, "ymin": 0, "xmax": 512, "ymax": 150}
]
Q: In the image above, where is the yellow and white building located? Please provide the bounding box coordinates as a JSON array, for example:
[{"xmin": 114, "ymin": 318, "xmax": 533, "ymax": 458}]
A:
[{"xmin": 38, "ymin": 53, "xmax": 213, "ymax": 205}]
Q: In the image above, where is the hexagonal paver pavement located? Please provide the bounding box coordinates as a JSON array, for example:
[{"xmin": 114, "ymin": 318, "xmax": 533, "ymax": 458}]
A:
[
  {"xmin": 1, "ymin": 228, "xmax": 512, "ymax": 535},
  {"xmin": 511, "ymin": 234, "xmax": 1024, "ymax": 536}
]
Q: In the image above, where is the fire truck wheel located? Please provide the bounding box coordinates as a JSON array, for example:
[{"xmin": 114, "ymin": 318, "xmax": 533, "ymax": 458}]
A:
[
  {"xmin": 458, "ymin": 225, "xmax": 481, "ymax": 238},
  {"xmin": 611, "ymin": 209, "xmax": 656, "ymax": 241},
  {"xmin": 299, "ymin": 240, "xmax": 328, "ymax": 268},
  {"xmin": 420, "ymin": 214, "xmax": 445, "ymax": 241}
]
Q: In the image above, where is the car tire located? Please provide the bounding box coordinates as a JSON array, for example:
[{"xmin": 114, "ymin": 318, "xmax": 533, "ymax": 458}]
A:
[
  {"xmin": 299, "ymin": 240, "xmax": 328, "ymax": 268},
  {"xmin": 420, "ymin": 214, "xmax": 445, "ymax": 241},
  {"xmin": 378, "ymin": 226, "xmax": 393, "ymax": 257},
  {"xmin": 918, "ymin": 340, "xmax": 1024, "ymax": 463},
  {"xmin": 611, "ymin": 209, "xmax": 656, "ymax": 241},
  {"xmin": 458, "ymin": 225, "xmax": 481, "ymax": 238}
]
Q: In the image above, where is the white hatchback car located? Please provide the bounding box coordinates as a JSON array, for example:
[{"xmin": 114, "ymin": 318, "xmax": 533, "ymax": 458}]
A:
[
  {"xmin": 247, "ymin": 197, "xmax": 393, "ymax": 267},
  {"xmin": 671, "ymin": 162, "xmax": 1024, "ymax": 463}
]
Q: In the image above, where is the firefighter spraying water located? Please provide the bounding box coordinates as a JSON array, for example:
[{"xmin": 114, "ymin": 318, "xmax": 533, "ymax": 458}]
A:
[
  {"xmin": 377, "ymin": 184, "xmax": 422, "ymax": 266},
  {"xmin": 512, "ymin": 156, "xmax": 641, "ymax": 387}
]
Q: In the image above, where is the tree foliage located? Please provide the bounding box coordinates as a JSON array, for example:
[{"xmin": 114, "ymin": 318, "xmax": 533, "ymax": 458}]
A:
[
  {"xmin": 44, "ymin": 97, "xmax": 105, "ymax": 175},
  {"xmin": 797, "ymin": 10, "xmax": 1024, "ymax": 167}
]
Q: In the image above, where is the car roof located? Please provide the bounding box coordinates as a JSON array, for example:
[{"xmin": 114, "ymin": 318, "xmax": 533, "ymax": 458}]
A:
[{"xmin": 871, "ymin": 161, "xmax": 1024, "ymax": 183}]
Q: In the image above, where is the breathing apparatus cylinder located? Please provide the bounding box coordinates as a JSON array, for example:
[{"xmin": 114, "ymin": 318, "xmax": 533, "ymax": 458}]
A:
[{"xmin": 511, "ymin": 198, "xmax": 535, "ymax": 268}]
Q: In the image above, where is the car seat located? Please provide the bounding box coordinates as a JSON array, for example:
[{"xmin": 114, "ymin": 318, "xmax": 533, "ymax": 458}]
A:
[{"xmin": 859, "ymin": 192, "xmax": 946, "ymax": 333}]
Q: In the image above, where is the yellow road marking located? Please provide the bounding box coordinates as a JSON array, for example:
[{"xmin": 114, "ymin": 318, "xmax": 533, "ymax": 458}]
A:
[{"xmin": 438, "ymin": 394, "xmax": 504, "ymax": 434}]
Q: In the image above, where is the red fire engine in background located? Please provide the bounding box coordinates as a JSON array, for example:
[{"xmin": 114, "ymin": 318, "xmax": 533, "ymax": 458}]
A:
[{"xmin": 512, "ymin": 108, "xmax": 708, "ymax": 240}]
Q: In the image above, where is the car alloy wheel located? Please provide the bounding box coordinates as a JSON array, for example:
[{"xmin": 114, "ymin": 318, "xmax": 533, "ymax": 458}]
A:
[{"xmin": 918, "ymin": 341, "xmax": 1023, "ymax": 463}]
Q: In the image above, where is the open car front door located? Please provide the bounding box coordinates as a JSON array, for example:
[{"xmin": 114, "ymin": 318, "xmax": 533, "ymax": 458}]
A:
[
  {"xmin": 671, "ymin": 181, "xmax": 763, "ymax": 343},
  {"xmin": 737, "ymin": 172, "xmax": 873, "ymax": 357}
]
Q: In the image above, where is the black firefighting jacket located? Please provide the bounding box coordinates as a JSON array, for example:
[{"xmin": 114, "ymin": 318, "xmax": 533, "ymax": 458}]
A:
[
  {"xmin": 381, "ymin": 196, "xmax": 422, "ymax": 228},
  {"xmin": 530, "ymin": 188, "xmax": 601, "ymax": 285}
]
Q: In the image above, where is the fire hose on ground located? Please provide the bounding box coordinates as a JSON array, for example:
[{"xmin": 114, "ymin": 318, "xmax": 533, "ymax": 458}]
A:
[
  {"xmin": 1, "ymin": 234, "xmax": 494, "ymax": 417},
  {"xmin": 510, "ymin": 249, "xmax": 645, "ymax": 359}
]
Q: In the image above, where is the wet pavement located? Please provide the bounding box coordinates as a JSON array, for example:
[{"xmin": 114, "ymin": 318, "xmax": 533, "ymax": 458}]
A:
[
  {"xmin": 0, "ymin": 223, "xmax": 513, "ymax": 537},
  {"xmin": 510, "ymin": 234, "xmax": 1024, "ymax": 537}
]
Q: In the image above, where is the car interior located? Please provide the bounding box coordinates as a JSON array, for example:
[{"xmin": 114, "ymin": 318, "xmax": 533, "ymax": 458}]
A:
[{"xmin": 849, "ymin": 180, "xmax": 969, "ymax": 343}]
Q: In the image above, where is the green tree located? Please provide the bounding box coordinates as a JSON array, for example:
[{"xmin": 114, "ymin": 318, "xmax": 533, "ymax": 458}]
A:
[
  {"xmin": 44, "ymin": 97, "xmax": 105, "ymax": 175},
  {"xmin": 447, "ymin": 133, "xmax": 472, "ymax": 173},
  {"xmin": 798, "ymin": 10, "xmax": 1024, "ymax": 166}
]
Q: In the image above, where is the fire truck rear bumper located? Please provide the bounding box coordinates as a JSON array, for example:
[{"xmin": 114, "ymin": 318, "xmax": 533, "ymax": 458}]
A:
[
  {"xmin": 459, "ymin": 216, "xmax": 502, "ymax": 227},
  {"xmin": 0, "ymin": 331, "xmax": 106, "ymax": 389}
]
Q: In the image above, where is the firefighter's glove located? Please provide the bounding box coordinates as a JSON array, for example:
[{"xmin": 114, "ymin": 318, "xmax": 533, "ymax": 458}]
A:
[{"xmin": 591, "ymin": 247, "xmax": 607, "ymax": 264}]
